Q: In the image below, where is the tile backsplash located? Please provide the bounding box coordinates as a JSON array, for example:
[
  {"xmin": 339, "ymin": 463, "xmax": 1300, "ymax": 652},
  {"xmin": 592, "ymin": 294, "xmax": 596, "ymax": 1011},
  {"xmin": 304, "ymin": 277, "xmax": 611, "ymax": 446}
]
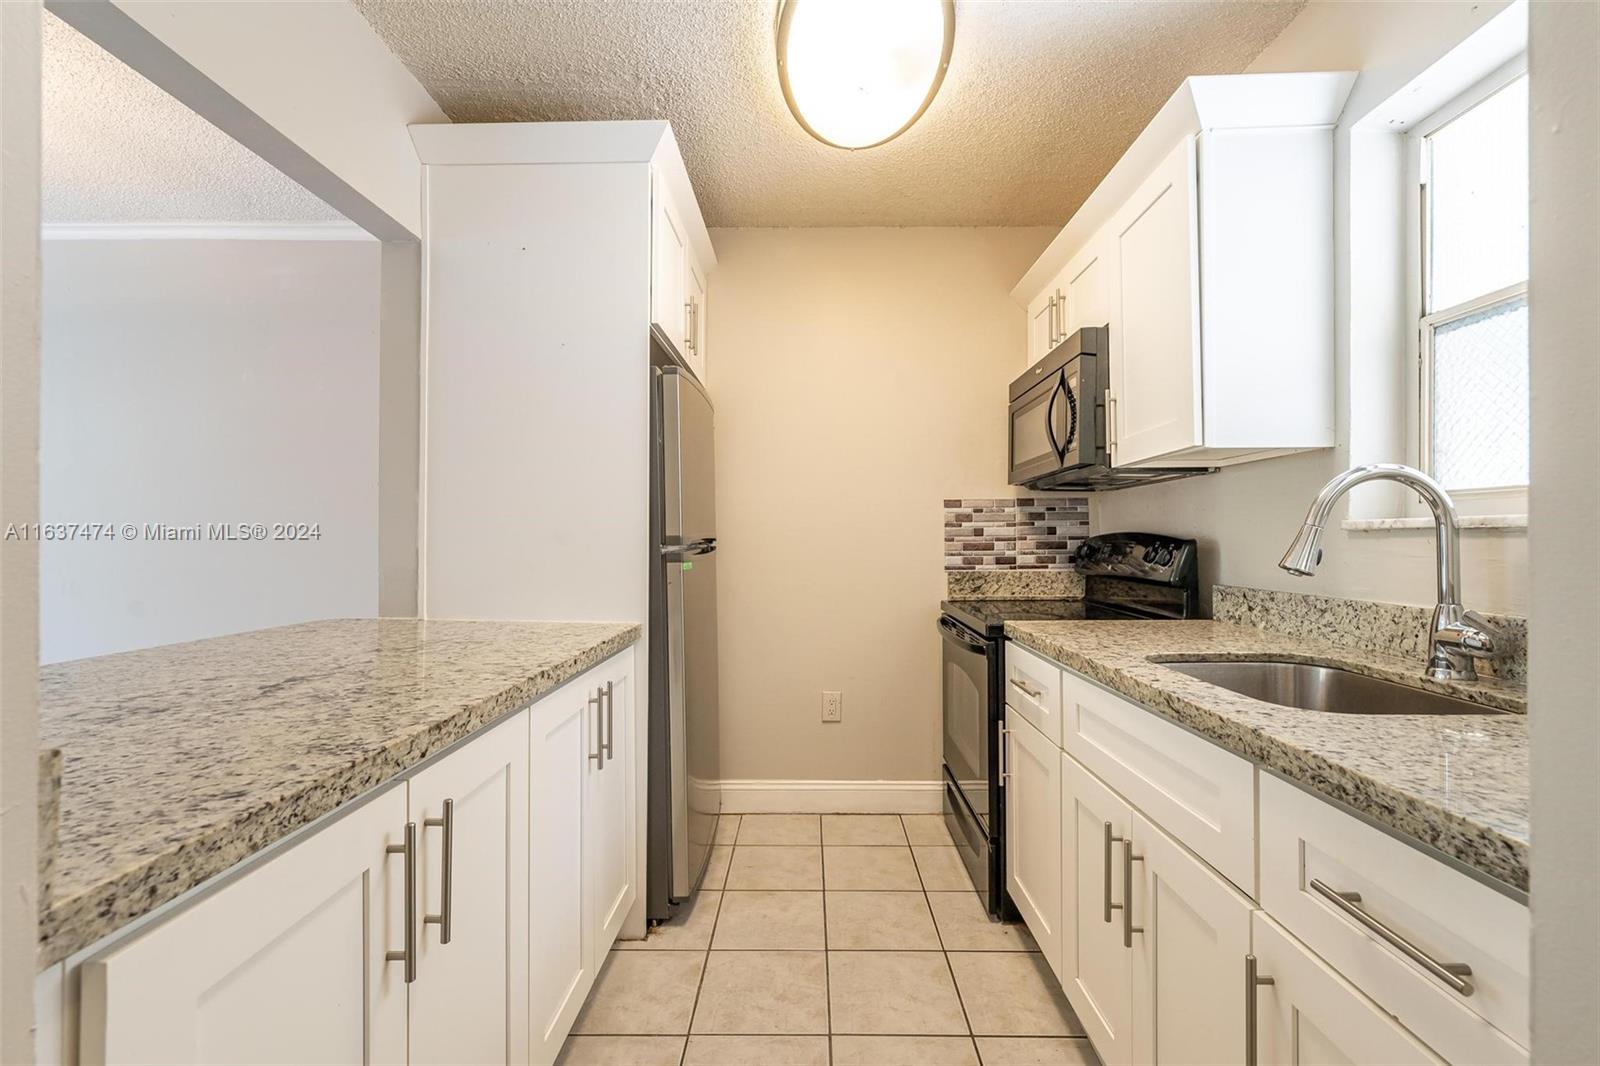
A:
[{"xmin": 943, "ymin": 496, "xmax": 1090, "ymax": 570}]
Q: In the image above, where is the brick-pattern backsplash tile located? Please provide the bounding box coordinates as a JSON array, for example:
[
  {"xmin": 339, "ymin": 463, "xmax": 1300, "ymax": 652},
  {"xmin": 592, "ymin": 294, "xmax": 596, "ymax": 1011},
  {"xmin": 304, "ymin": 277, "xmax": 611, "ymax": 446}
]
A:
[{"xmin": 943, "ymin": 497, "xmax": 1090, "ymax": 570}]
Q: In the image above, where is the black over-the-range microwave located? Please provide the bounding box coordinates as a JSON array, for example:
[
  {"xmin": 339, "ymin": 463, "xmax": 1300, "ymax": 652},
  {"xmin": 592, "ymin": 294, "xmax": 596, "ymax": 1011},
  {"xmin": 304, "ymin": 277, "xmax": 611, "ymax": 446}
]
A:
[{"xmin": 1006, "ymin": 326, "xmax": 1206, "ymax": 492}]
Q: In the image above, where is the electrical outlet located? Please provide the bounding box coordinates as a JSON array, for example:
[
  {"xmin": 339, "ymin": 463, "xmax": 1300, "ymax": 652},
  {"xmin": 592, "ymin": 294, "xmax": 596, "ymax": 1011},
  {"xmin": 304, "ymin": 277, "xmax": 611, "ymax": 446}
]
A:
[{"xmin": 821, "ymin": 691, "xmax": 842, "ymax": 723}]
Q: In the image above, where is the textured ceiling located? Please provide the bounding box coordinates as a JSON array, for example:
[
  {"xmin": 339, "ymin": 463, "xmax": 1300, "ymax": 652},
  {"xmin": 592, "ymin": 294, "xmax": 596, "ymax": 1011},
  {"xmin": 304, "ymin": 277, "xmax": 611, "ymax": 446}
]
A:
[
  {"xmin": 356, "ymin": 0, "xmax": 1304, "ymax": 227},
  {"xmin": 42, "ymin": 11, "xmax": 343, "ymax": 225}
]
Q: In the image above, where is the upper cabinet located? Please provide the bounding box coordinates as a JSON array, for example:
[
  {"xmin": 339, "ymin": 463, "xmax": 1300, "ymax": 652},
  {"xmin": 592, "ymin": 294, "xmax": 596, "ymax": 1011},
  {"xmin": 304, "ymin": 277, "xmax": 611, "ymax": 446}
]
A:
[
  {"xmin": 651, "ymin": 173, "xmax": 711, "ymax": 383},
  {"xmin": 1014, "ymin": 72, "xmax": 1356, "ymax": 470}
]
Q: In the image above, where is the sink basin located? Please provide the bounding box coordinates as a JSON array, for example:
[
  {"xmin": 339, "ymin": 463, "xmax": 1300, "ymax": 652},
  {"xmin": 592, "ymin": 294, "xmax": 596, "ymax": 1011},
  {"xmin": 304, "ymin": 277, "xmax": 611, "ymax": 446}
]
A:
[{"xmin": 1163, "ymin": 660, "xmax": 1506, "ymax": 716}]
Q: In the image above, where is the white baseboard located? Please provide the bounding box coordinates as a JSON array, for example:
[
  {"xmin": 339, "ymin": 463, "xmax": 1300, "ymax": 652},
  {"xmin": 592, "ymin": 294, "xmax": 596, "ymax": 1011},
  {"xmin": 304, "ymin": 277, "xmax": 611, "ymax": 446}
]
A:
[{"xmin": 718, "ymin": 779, "xmax": 943, "ymax": 815}]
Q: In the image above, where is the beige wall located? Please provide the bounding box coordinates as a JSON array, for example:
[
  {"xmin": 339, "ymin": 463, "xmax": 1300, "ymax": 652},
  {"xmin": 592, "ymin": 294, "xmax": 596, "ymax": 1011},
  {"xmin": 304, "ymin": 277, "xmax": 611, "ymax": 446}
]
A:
[
  {"xmin": 708, "ymin": 227, "xmax": 1052, "ymax": 782},
  {"xmin": 1095, "ymin": 0, "xmax": 1529, "ymax": 617}
]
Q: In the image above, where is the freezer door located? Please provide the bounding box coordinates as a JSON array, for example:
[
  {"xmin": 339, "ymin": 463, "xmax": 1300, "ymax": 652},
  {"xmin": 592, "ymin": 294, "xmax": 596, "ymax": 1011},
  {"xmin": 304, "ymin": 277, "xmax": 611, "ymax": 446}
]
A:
[{"xmin": 661, "ymin": 369, "xmax": 717, "ymax": 543}]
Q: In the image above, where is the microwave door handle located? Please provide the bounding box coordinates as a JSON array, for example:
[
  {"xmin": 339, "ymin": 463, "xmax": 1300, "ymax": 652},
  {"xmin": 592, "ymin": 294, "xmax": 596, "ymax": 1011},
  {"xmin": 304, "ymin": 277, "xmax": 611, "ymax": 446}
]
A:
[{"xmin": 1044, "ymin": 376, "xmax": 1063, "ymax": 458}]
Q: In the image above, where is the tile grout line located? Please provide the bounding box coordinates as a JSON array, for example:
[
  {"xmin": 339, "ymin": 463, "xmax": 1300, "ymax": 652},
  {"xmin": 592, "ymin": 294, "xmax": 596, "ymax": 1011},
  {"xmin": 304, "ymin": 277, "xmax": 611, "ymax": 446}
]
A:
[
  {"xmin": 819, "ymin": 816, "xmax": 832, "ymax": 1066},
  {"xmin": 677, "ymin": 815, "xmax": 738, "ymax": 1066},
  {"xmin": 905, "ymin": 814, "xmax": 983, "ymax": 1063}
]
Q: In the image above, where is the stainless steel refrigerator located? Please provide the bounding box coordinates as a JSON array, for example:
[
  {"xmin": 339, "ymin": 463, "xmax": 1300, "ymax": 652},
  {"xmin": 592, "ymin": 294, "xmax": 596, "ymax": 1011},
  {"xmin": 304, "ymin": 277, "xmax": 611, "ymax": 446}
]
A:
[{"xmin": 648, "ymin": 355, "xmax": 721, "ymax": 921}]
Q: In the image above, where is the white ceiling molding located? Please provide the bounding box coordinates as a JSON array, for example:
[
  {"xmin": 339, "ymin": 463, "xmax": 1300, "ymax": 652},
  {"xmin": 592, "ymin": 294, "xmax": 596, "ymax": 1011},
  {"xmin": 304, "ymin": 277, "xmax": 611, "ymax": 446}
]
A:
[
  {"xmin": 41, "ymin": 221, "xmax": 375, "ymax": 241},
  {"xmin": 355, "ymin": 0, "xmax": 1306, "ymax": 227}
]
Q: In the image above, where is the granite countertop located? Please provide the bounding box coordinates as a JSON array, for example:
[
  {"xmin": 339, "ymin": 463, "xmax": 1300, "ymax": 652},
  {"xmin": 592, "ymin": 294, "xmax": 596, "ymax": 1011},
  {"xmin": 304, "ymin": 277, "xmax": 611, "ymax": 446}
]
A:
[
  {"xmin": 37, "ymin": 617, "xmax": 640, "ymax": 968},
  {"xmin": 1003, "ymin": 619, "xmax": 1529, "ymax": 892}
]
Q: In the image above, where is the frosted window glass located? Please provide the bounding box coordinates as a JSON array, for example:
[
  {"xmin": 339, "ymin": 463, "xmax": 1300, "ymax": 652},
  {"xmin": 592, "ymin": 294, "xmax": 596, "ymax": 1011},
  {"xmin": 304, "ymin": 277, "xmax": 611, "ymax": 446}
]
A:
[
  {"xmin": 1426, "ymin": 76, "xmax": 1528, "ymax": 311},
  {"xmin": 1431, "ymin": 295, "xmax": 1529, "ymax": 490}
]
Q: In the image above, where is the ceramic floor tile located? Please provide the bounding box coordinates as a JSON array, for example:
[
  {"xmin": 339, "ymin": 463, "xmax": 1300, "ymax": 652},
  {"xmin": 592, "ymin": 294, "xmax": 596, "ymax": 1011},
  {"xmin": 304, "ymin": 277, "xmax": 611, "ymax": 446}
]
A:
[
  {"xmin": 948, "ymin": 953, "xmax": 1084, "ymax": 1037},
  {"xmin": 690, "ymin": 950, "xmax": 829, "ymax": 1035},
  {"xmin": 736, "ymin": 814, "xmax": 822, "ymax": 845},
  {"xmin": 572, "ymin": 951, "xmax": 705, "ymax": 1035},
  {"xmin": 725, "ymin": 845, "xmax": 822, "ymax": 890},
  {"xmin": 913, "ymin": 845, "xmax": 975, "ymax": 890},
  {"xmin": 823, "ymin": 845, "xmax": 922, "ymax": 890},
  {"xmin": 827, "ymin": 951, "xmax": 969, "ymax": 1035},
  {"xmin": 928, "ymin": 892, "xmax": 1038, "ymax": 951},
  {"xmin": 617, "ymin": 891, "xmax": 720, "ymax": 950},
  {"xmin": 974, "ymin": 1036, "xmax": 1102, "ymax": 1065},
  {"xmin": 902, "ymin": 814, "xmax": 956, "ymax": 845},
  {"xmin": 556, "ymin": 1035, "xmax": 686, "ymax": 1066},
  {"xmin": 713, "ymin": 890, "xmax": 825, "ymax": 950},
  {"xmin": 714, "ymin": 814, "xmax": 741, "ymax": 845},
  {"xmin": 832, "ymin": 1035, "xmax": 980, "ymax": 1066},
  {"xmin": 702, "ymin": 846, "xmax": 732, "ymax": 889},
  {"xmin": 684, "ymin": 1035, "xmax": 830, "ymax": 1065},
  {"xmin": 822, "ymin": 813, "xmax": 908, "ymax": 845},
  {"xmin": 824, "ymin": 890, "xmax": 940, "ymax": 950}
]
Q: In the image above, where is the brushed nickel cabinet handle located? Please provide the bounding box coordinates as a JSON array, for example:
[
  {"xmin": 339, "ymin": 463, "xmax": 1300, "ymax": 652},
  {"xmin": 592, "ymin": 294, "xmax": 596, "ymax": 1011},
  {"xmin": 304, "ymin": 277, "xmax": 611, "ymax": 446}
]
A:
[
  {"xmin": 1009, "ymin": 675, "xmax": 1043, "ymax": 700},
  {"xmin": 1244, "ymin": 953, "xmax": 1275, "ymax": 1066},
  {"xmin": 1309, "ymin": 878, "xmax": 1474, "ymax": 995},
  {"xmin": 998, "ymin": 725, "xmax": 1010, "ymax": 786},
  {"xmin": 1122, "ymin": 837, "xmax": 1144, "ymax": 948},
  {"xmin": 423, "ymin": 798, "xmax": 454, "ymax": 945},
  {"xmin": 588, "ymin": 690, "xmax": 605, "ymax": 769},
  {"xmin": 1055, "ymin": 288, "xmax": 1066, "ymax": 344},
  {"xmin": 602, "ymin": 681, "xmax": 616, "ymax": 762},
  {"xmin": 1104, "ymin": 822, "xmax": 1122, "ymax": 924},
  {"xmin": 385, "ymin": 822, "xmax": 417, "ymax": 983}
]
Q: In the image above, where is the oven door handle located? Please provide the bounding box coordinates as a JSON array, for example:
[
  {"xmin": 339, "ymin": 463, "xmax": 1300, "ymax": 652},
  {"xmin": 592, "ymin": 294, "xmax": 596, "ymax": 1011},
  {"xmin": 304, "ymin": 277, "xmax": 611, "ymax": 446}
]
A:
[{"xmin": 939, "ymin": 616, "xmax": 989, "ymax": 652}]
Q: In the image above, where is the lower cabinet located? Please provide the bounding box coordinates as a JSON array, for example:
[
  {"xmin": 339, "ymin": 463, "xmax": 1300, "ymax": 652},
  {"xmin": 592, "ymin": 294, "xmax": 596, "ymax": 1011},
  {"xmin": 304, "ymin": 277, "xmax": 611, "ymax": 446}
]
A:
[
  {"xmin": 409, "ymin": 710, "xmax": 531, "ymax": 1066},
  {"xmin": 1130, "ymin": 811, "xmax": 1253, "ymax": 1066},
  {"xmin": 76, "ymin": 646, "xmax": 637, "ymax": 1066},
  {"xmin": 79, "ymin": 783, "xmax": 412, "ymax": 1065},
  {"xmin": 1004, "ymin": 707, "xmax": 1063, "ymax": 972},
  {"xmin": 1250, "ymin": 912, "xmax": 1446, "ymax": 1065},
  {"xmin": 1060, "ymin": 754, "xmax": 1136, "ymax": 1066}
]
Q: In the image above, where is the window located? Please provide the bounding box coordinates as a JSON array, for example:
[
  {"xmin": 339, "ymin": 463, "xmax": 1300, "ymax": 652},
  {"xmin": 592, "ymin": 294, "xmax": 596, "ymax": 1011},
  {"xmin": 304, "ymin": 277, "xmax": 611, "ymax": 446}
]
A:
[{"xmin": 1415, "ymin": 72, "xmax": 1529, "ymax": 507}]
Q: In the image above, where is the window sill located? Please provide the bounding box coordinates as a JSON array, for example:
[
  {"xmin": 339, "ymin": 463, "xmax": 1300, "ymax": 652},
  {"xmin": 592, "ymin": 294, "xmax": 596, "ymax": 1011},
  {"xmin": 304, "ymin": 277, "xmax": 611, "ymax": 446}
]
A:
[{"xmin": 1342, "ymin": 514, "xmax": 1528, "ymax": 533}]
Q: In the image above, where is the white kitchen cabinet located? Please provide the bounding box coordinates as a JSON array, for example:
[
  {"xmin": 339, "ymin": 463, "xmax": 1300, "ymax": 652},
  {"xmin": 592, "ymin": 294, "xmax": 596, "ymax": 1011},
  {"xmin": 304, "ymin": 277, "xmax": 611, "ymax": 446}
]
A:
[
  {"xmin": 409, "ymin": 711, "xmax": 531, "ymax": 1066},
  {"xmin": 79, "ymin": 784, "xmax": 410, "ymax": 1065},
  {"xmin": 1027, "ymin": 285, "xmax": 1061, "ymax": 365},
  {"xmin": 530, "ymin": 673, "xmax": 596, "ymax": 1064},
  {"xmin": 1004, "ymin": 707, "xmax": 1063, "ymax": 975},
  {"xmin": 1251, "ymin": 912, "xmax": 1447, "ymax": 1066},
  {"xmin": 1060, "ymin": 754, "xmax": 1135, "ymax": 1066},
  {"xmin": 1012, "ymin": 72, "xmax": 1353, "ymax": 471},
  {"xmin": 1131, "ymin": 811, "xmax": 1255, "ymax": 1066},
  {"xmin": 651, "ymin": 169, "xmax": 710, "ymax": 383},
  {"xmin": 586, "ymin": 654, "xmax": 638, "ymax": 953},
  {"xmin": 685, "ymin": 256, "xmax": 708, "ymax": 383}
]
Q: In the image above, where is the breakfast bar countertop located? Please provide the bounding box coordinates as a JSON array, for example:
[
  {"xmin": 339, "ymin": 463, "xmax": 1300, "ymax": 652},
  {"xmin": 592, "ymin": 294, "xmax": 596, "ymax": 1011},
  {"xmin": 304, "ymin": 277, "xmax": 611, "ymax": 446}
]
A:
[
  {"xmin": 37, "ymin": 617, "xmax": 640, "ymax": 968},
  {"xmin": 1003, "ymin": 618, "xmax": 1529, "ymax": 892}
]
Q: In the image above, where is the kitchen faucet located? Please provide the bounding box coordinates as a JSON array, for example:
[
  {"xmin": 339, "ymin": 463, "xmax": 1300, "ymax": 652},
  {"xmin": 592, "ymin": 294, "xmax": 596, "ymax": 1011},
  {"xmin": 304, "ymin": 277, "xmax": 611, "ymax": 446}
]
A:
[{"xmin": 1278, "ymin": 463, "xmax": 1501, "ymax": 682}]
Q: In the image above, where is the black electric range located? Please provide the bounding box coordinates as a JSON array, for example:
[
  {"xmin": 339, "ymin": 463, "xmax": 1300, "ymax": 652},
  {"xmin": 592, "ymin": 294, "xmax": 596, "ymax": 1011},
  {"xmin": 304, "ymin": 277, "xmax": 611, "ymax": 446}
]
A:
[{"xmin": 937, "ymin": 532, "xmax": 1199, "ymax": 918}]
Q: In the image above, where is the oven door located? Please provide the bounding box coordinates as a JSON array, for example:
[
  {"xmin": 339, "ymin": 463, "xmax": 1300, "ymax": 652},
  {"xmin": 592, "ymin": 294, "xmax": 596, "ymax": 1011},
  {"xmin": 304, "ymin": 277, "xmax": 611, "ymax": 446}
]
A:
[
  {"xmin": 939, "ymin": 615, "xmax": 994, "ymax": 833},
  {"xmin": 1007, "ymin": 369, "xmax": 1071, "ymax": 485}
]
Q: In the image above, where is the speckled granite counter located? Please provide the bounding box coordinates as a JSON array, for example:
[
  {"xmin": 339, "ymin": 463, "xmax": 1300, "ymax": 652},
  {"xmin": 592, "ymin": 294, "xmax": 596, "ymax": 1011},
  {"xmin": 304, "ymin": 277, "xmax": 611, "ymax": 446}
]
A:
[
  {"xmin": 1003, "ymin": 619, "xmax": 1529, "ymax": 892},
  {"xmin": 38, "ymin": 618, "xmax": 639, "ymax": 968}
]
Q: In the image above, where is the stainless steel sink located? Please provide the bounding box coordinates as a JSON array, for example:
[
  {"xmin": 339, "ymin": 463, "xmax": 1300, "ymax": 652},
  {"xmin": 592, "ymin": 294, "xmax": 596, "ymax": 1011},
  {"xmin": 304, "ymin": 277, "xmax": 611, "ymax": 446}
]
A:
[{"xmin": 1163, "ymin": 660, "xmax": 1507, "ymax": 716}]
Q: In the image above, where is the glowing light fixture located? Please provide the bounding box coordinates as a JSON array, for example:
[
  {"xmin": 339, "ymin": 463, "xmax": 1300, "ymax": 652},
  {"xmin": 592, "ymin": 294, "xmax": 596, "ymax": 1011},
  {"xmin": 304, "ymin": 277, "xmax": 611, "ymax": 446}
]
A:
[{"xmin": 775, "ymin": 0, "xmax": 955, "ymax": 150}]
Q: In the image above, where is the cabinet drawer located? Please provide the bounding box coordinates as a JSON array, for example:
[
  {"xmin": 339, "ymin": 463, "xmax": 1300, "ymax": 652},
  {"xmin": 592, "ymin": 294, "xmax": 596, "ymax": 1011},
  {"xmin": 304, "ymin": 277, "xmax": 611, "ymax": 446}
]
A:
[
  {"xmin": 1004, "ymin": 640, "xmax": 1063, "ymax": 747},
  {"xmin": 1260, "ymin": 774, "xmax": 1529, "ymax": 1063},
  {"xmin": 1060, "ymin": 665, "xmax": 1255, "ymax": 894}
]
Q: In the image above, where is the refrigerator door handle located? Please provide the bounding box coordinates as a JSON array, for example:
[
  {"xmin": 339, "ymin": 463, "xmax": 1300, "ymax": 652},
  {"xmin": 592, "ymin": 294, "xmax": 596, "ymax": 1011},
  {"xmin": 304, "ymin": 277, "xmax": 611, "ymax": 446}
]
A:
[{"xmin": 659, "ymin": 538, "xmax": 717, "ymax": 561}]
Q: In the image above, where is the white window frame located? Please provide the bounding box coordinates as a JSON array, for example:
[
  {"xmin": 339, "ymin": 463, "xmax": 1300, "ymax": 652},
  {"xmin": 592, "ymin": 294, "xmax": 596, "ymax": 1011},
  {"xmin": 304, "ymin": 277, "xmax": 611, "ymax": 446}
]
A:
[{"xmin": 1404, "ymin": 57, "xmax": 1529, "ymax": 518}]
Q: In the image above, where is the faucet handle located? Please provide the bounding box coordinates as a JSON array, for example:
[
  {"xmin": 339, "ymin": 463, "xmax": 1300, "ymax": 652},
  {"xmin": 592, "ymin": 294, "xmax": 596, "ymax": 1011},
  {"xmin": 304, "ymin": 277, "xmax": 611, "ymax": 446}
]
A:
[{"xmin": 1433, "ymin": 615, "xmax": 1499, "ymax": 658}]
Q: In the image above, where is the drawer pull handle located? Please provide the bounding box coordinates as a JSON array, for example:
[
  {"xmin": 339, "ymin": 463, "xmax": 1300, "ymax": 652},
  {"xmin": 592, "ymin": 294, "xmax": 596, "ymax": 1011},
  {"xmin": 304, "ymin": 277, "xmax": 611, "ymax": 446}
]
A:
[
  {"xmin": 1009, "ymin": 676, "xmax": 1043, "ymax": 700},
  {"xmin": 1309, "ymin": 878, "xmax": 1475, "ymax": 996},
  {"xmin": 1244, "ymin": 953, "xmax": 1275, "ymax": 1066}
]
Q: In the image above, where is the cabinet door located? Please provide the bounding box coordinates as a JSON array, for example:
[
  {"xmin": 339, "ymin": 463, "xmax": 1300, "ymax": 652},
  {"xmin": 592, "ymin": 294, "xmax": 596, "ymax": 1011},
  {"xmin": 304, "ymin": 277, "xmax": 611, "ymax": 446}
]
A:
[
  {"xmin": 1250, "ymin": 913, "xmax": 1446, "ymax": 1066},
  {"xmin": 80, "ymin": 785, "xmax": 409, "ymax": 1066},
  {"xmin": 1004, "ymin": 708, "xmax": 1063, "ymax": 973},
  {"xmin": 409, "ymin": 711, "xmax": 531, "ymax": 1066},
  {"xmin": 530, "ymin": 678, "xmax": 596, "ymax": 1065},
  {"xmin": 1109, "ymin": 135, "xmax": 1202, "ymax": 467},
  {"xmin": 1131, "ymin": 812, "xmax": 1254, "ymax": 1066},
  {"xmin": 1061, "ymin": 236, "xmax": 1110, "ymax": 338},
  {"xmin": 652, "ymin": 174, "xmax": 688, "ymax": 354},
  {"xmin": 587, "ymin": 654, "xmax": 638, "ymax": 953},
  {"xmin": 1060, "ymin": 755, "xmax": 1135, "ymax": 1066},
  {"xmin": 686, "ymin": 257, "xmax": 708, "ymax": 383},
  {"xmin": 1027, "ymin": 288, "xmax": 1057, "ymax": 365}
]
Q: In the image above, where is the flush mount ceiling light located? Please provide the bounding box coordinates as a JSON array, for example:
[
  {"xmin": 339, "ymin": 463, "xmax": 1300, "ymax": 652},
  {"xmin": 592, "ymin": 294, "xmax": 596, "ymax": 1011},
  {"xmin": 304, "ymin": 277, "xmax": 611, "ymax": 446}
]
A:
[{"xmin": 775, "ymin": 0, "xmax": 956, "ymax": 151}]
